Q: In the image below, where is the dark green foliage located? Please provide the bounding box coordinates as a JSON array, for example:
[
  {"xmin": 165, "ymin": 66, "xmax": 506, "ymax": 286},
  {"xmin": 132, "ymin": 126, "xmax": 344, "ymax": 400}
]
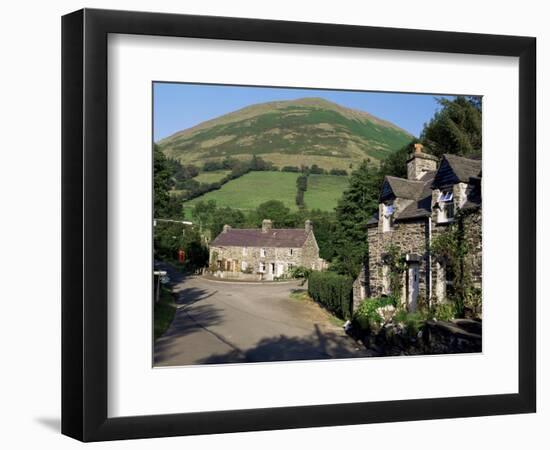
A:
[
  {"xmin": 154, "ymin": 144, "xmax": 174, "ymax": 217},
  {"xmin": 309, "ymin": 164, "xmax": 325, "ymax": 175},
  {"xmin": 153, "ymin": 221, "xmax": 208, "ymax": 268},
  {"xmin": 295, "ymin": 189, "xmax": 305, "ymax": 208},
  {"xmin": 203, "ymin": 160, "xmax": 224, "ymax": 171},
  {"xmin": 210, "ymin": 207, "xmax": 246, "ymax": 238},
  {"xmin": 329, "ymin": 168, "xmax": 348, "ymax": 176},
  {"xmin": 296, "ymin": 175, "xmax": 308, "ymax": 192},
  {"xmin": 331, "ymin": 160, "xmax": 383, "ymax": 277},
  {"xmin": 353, "ymin": 296, "xmax": 397, "ymax": 332},
  {"xmin": 295, "ymin": 174, "xmax": 308, "ymax": 208},
  {"xmin": 282, "ymin": 165, "xmax": 301, "ymax": 173},
  {"xmin": 421, "ymin": 96, "xmax": 482, "ymax": 158},
  {"xmin": 288, "ymin": 266, "xmax": 312, "ymax": 280},
  {"xmin": 308, "ymin": 271, "xmax": 353, "ymax": 320},
  {"xmin": 430, "ymin": 210, "xmax": 480, "ymax": 317},
  {"xmin": 379, "ymin": 140, "xmax": 417, "ymax": 179},
  {"xmin": 254, "ymin": 200, "xmax": 292, "ymax": 227}
]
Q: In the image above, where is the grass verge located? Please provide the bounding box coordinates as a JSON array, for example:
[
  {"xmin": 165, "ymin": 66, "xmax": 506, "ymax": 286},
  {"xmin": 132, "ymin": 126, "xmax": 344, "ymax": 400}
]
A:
[{"xmin": 154, "ymin": 285, "xmax": 177, "ymax": 340}]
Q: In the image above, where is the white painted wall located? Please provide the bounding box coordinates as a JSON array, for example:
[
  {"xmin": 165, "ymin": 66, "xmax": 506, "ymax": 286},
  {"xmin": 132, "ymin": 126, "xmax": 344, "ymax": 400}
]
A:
[{"xmin": 0, "ymin": 1, "xmax": 547, "ymax": 449}]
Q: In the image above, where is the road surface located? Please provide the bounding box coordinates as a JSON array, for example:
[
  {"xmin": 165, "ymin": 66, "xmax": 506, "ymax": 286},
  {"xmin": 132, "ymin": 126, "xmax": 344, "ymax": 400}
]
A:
[{"xmin": 154, "ymin": 264, "xmax": 367, "ymax": 366}]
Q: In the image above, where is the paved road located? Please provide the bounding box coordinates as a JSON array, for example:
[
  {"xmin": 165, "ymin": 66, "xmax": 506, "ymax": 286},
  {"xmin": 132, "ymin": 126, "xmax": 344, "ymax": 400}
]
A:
[{"xmin": 154, "ymin": 264, "xmax": 367, "ymax": 366}]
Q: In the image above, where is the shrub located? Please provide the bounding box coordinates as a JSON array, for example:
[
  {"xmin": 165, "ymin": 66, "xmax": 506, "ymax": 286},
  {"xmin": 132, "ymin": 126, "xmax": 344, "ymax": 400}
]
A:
[
  {"xmin": 289, "ymin": 265, "xmax": 311, "ymax": 280},
  {"xmin": 393, "ymin": 309, "xmax": 429, "ymax": 337},
  {"xmin": 431, "ymin": 303, "xmax": 456, "ymax": 321},
  {"xmin": 308, "ymin": 271, "xmax": 353, "ymax": 319},
  {"xmin": 353, "ymin": 296, "xmax": 397, "ymax": 332}
]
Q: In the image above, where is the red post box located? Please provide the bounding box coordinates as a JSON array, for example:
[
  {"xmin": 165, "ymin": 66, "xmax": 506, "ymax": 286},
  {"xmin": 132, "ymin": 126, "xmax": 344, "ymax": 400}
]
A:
[{"xmin": 178, "ymin": 249, "xmax": 185, "ymax": 263}]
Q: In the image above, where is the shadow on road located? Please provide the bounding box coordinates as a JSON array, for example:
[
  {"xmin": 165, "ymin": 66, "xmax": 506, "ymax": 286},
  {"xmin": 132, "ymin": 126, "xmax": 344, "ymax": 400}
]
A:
[{"xmin": 197, "ymin": 324, "xmax": 363, "ymax": 365}]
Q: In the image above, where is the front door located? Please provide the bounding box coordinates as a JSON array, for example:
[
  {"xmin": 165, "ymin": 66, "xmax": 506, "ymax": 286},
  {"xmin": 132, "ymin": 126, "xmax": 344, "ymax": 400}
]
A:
[{"xmin": 407, "ymin": 264, "xmax": 420, "ymax": 312}]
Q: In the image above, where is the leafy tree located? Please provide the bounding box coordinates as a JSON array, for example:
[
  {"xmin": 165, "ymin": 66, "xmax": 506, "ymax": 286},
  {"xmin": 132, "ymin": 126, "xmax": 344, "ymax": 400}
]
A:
[
  {"xmin": 421, "ymin": 96, "xmax": 482, "ymax": 158},
  {"xmin": 210, "ymin": 207, "xmax": 246, "ymax": 238},
  {"xmin": 154, "ymin": 144, "xmax": 174, "ymax": 218},
  {"xmin": 192, "ymin": 200, "xmax": 217, "ymax": 232},
  {"xmin": 379, "ymin": 140, "xmax": 417, "ymax": 179},
  {"xmin": 331, "ymin": 160, "xmax": 382, "ymax": 277},
  {"xmin": 254, "ymin": 200, "xmax": 291, "ymax": 227}
]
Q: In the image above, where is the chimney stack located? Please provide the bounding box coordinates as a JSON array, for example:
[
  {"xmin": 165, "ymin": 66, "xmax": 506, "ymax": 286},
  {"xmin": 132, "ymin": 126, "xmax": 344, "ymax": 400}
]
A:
[
  {"xmin": 222, "ymin": 224, "xmax": 232, "ymax": 233},
  {"xmin": 407, "ymin": 143, "xmax": 438, "ymax": 180},
  {"xmin": 305, "ymin": 219, "xmax": 313, "ymax": 233},
  {"xmin": 261, "ymin": 219, "xmax": 273, "ymax": 233}
]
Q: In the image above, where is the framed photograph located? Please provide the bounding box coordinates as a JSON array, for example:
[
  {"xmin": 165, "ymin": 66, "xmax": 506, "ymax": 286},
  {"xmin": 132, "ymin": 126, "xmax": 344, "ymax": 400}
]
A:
[{"xmin": 62, "ymin": 8, "xmax": 536, "ymax": 441}]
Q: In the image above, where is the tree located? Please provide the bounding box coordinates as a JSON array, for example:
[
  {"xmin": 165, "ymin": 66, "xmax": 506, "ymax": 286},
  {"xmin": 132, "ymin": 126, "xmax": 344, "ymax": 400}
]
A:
[
  {"xmin": 421, "ymin": 96, "xmax": 482, "ymax": 158},
  {"xmin": 379, "ymin": 140, "xmax": 417, "ymax": 179},
  {"xmin": 192, "ymin": 200, "xmax": 217, "ymax": 232},
  {"xmin": 331, "ymin": 160, "xmax": 382, "ymax": 278},
  {"xmin": 255, "ymin": 200, "xmax": 291, "ymax": 227},
  {"xmin": 154, "ymin": 144, "xmax": 174, "ymax": 218},
  {"xmin": 210, "ymin": 207, "xmax": 246, "ymax": 238}
]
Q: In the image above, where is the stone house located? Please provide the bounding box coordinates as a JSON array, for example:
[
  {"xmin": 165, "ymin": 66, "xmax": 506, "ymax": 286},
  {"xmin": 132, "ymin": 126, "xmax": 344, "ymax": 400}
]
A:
[
  {"xmin": 353, "ymin": 144, "xmax": 482, "ymax": 313},
  {"xmin": 209, "ymin": 219, "xmax": 326, "ymax": 281}
]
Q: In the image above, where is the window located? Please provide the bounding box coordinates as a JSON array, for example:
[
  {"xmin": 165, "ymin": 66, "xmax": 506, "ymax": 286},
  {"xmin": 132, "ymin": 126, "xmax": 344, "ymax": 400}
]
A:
[
  {"xmin": 437, "ymin": 190, "xmax": 455, "ymax": 223},
  {"xmin": 382, "ymin": 203, "xmax": 394, "ymax": 232},
  {"xmin": 289, "ymin": 248, "xmax": 294, "ymax": 256},
  {"xmin": 260, "ymin": 248, "xmax": 266, "ymax": 257},
  {"xmin": 242, "ymin": 247, "xmax": 248, "ymax": 256},
  {"xmin": 259, "ymin": 262, "xmax": 266, "ymax": 273},
  {"xmin": 288, "ymin": 263, "xmax": 294, "ymax": 271},
  {"xmin": 241, "ymin": 261, "xmax": 248, "ymax": 271}
]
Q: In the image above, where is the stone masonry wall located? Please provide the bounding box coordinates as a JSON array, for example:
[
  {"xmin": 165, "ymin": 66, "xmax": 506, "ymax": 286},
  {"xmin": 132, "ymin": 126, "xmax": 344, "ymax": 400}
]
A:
[
  {"xmin": 210, "ymin": 230, "xmax": 322, "ymax": 280},
  {"xmin": 366, "ymin": 219, "xmax": 429, "ymax": 307}
]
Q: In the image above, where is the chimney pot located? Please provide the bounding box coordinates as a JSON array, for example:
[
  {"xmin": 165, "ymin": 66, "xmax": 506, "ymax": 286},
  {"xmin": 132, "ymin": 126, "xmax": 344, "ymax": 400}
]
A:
[
  {"xmin": 262, "ymin": 219, "xmax": 273, "ymax": 233},
  {"xmin": 414, "ymin": 143, "xmax": 424, "ymax": 154},
  {"xmin": 305, "ymin": 219, "xmax": 313, "ymax": 233},
  {"xmin": 223, "ymin": 224, "xmax": 231, "ymax": 233}
]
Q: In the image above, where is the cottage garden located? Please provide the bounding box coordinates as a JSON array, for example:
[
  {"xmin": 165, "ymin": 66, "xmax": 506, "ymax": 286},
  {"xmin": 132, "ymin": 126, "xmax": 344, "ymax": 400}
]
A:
[{"xmin": 154, "ymin": 97, "xmax": 483, "ymax": 354}]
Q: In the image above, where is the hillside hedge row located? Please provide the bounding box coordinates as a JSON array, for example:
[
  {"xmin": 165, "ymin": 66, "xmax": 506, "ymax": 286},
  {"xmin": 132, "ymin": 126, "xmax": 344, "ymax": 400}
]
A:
[{"xmin": 308, "ymin": 271, "xmax": 354, "ymax": 320}]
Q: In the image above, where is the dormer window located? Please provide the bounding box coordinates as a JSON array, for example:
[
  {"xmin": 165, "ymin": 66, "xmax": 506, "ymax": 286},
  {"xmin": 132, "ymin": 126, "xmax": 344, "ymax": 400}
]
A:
[
  {"xmin": 437, "ymin": 190, "xmax": 455, "ymax": 223},
  {"xmin": 382, "ymin": 203, "xmax": 395, "ymax": 232}
]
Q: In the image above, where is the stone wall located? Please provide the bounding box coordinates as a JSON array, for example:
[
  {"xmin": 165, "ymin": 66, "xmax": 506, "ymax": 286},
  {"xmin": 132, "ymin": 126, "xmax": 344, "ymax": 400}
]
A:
[{"xmin": 365, "ymin": 218, "xmax": 429, "ymax": 307}]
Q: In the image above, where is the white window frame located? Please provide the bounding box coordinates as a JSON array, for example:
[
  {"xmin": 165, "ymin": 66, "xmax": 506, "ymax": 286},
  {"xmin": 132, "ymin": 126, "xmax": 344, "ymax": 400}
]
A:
[
  {"xmin": 241, "ymin": 261, "xmax": 248, "ymax": 271},
  {"xmin": 260, "ymin": 248, "xmax": 266, "ymax": 257},
  {"xmin": 382, "ymin": 203, "xmax": 394, "ymax": 232},
  {"xmin": 259, "ymin": 262, "xmax": 266, "ymax": 273},
  {"xmin": 242, "ymin": 247, "xmax": 247, "ymax": 256}
]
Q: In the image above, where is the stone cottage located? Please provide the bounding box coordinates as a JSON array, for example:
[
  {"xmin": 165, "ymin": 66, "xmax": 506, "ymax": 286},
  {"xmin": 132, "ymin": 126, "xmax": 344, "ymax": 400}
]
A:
[
  {"xmin": 353, "ymin": 144, "xmax": 482, "ymax": 312},
  {"xmin": 209, "ymin": 219, "xmax": 326, "ymax": 280}
]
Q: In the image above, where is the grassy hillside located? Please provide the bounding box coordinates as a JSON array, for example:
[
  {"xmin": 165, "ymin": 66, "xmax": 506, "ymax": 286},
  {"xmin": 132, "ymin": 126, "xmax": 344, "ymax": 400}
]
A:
[
  {"xmin": 183, "ymin": 171, "xmax": 300, "ymax": 212},
  {"xmin": 183, "ymin": 171, "xmax": 350, "ymax": 215},
  {"xmin": 157, "ymin": 97, "xmax": 413, "ymax": 170},
  {"xmin": 305, "ymin": 175, "xmax": 350, "ymax": 211}
]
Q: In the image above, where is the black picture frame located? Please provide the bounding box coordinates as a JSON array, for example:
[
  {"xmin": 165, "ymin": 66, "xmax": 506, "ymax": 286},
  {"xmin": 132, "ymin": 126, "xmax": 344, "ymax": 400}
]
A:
[{"xmin": 62, "ymin": 8, "xmax": 536, "ymax": 442}]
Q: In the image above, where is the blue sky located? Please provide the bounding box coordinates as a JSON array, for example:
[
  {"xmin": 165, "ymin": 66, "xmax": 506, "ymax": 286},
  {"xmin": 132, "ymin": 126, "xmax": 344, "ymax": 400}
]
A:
[{"xmin": 153, "ymin": 82, "xmax": 457, "ymax": 142}]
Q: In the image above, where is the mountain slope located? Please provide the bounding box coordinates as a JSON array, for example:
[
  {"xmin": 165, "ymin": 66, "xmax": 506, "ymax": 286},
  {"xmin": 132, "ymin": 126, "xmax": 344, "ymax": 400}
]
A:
[{"xmin": 157, "ymin": 97, "xmax": 413, "ymax": 170}]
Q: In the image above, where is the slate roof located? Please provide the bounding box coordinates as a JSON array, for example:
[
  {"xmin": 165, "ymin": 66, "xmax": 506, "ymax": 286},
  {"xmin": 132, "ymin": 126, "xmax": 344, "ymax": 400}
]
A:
[
  {"xmin": 211, "ymin": 228, "xmax": 309, "ymax": 248},
  {"xmin": 381, "ymin": 176, "xmax": 425, "ymax": 201},
  {"xmin": 368, "ymin": 154, "xmax": 482, "ymax": 228},
  {"xmin": 433, "ymin": 154, "xmax": 482, "ymax": 187}
]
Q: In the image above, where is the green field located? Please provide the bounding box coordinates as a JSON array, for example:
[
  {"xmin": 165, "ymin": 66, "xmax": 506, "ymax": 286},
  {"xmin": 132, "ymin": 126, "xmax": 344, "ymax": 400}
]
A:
[
  {"xmin": 304, "ymin": 174, "xmax": 349, "ymax": 211},
  {"xmin": 184, "ymin": 171, "xmax": 300, "ymax": 212},
  {"xmin": 192, "ymin": 170, "xmax": 230, "ymax": 184}
]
